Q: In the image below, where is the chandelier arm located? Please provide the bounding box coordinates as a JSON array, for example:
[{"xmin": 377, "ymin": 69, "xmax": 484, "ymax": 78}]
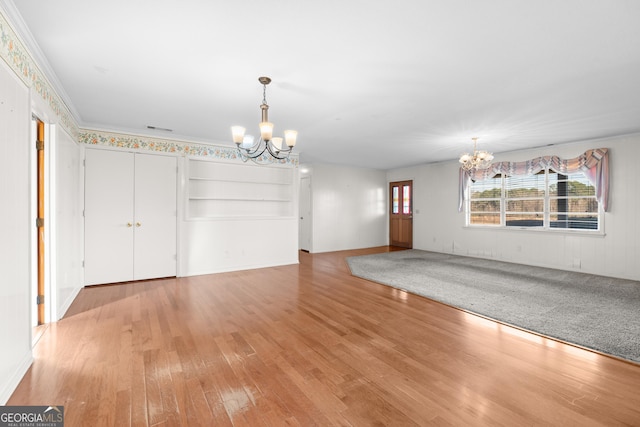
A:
[
  {"xmin": 266, "ymin": 143, "xmax": 292, "ymax": 160},
  {"xmin": 237, "ymin": 139, "xmax": 268, "ymax": 160},
  {"xmin": 237, "ymin": 138, "xmax": 261, "ymax": 156}
]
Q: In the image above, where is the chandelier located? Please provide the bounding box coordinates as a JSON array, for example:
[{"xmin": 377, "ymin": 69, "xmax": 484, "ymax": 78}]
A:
[
  {"xmin": 231, "ymin": 77, "xmax": 298, "ymax": 163},
  {"xmin": 459, "ymin": 137, "xmax": 494, "ymax": 171}
]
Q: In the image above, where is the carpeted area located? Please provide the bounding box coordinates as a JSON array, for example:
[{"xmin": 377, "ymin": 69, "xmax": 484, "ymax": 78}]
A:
[{"xmin": 346, "ymin": 249, "xmax": 640, "ymax": 363}]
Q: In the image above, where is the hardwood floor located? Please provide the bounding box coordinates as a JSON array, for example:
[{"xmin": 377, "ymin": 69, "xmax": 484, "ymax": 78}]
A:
[{"xmin": 9, "ymin": 247, "xmax": 640, "ymax": 426}]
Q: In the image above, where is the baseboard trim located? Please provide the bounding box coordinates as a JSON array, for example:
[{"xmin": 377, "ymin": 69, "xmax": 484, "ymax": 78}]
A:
[{"xmin": 0, "ymin": 351, "xmax": 33, "ymax": 405}]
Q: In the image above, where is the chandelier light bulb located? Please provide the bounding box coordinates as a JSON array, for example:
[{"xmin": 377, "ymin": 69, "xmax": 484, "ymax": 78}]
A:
[
  {"xmin": 459, "ymin": 153, "xmax": 471, "ymax": 163},
  {"xmin": 259, "ymin": 122, "xmax": 274, "ymax": 141},
  {"xmin": 242, "ymin": 134, "xmax": 255, "ymax": 148},
  {"xmin": 231, "ymin": 126, "xmax": 246, "ymax": 144},
  {"xmin": 284, "ymin": 130, "xmax": 298, "ymax": 147}
]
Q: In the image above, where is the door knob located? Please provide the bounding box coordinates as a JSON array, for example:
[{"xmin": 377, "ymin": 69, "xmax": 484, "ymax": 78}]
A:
[
  {"xmin": 127, "ymin": 222, "xmax": 133, "ymax": 227},
  {"xmin": 136, "ymin": 222, "xmax": 141, "ymax": 227}
]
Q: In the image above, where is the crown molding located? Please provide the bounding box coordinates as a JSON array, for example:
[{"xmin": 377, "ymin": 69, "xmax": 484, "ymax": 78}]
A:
[{"xmin": 0, "ymin": 0, "xmax": 82, "ymax": 124}]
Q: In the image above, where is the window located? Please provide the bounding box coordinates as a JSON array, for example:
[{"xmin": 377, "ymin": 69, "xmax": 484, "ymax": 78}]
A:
[
  {"xmin": 392, "ymin": 186, "xmax": 399, "ymax": 214},
  {"xmin": 469, "ymin": 174, "xmax": 501, "ymax": 225},
  {"xmin": 467, "ymin": 169, "xmax": 600, "ymax": 231},
  {"xmin": 505, "ymin": 172, "xmax": 545, "ymax": 227},
  {"xmin": 392, "ymin": 184, "xmax": 412, "ymax": 215},
  {"xmin": 548, "ymin": 171, "xmax": 598, "ymax": 230},
  {"xmin": 403, "ymin": 184, "xmax": 411, "ymax": 214}
]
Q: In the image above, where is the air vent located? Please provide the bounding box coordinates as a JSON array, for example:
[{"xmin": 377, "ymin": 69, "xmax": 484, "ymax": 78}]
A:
[{"xmin": 147, "ymin": 125, "xmax": 173, "ymax": 132}]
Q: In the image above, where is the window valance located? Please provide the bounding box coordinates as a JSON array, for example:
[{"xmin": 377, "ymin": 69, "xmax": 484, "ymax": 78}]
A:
[{"xmin": 458, "ymin": 148, "xmax": 609, "ymax": 212}]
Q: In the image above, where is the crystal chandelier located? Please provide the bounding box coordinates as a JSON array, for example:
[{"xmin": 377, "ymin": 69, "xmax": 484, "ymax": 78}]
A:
[
  {"xmin": 231, "ymin": 77, "xmax": 298, "ymax": 163},
  {"xmin": 459, "ymin": 137, "xmax": 494, "ymax": 171}
]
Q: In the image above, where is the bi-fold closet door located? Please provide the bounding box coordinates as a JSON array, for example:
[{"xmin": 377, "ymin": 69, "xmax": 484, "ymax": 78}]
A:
[{"xmin": 84, "ymin": 149, "xmax": 177, "ymax": 285}]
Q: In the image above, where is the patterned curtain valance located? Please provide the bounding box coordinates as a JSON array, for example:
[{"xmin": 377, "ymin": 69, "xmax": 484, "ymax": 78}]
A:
[{"xmin": 458, "ymin": 148, "xmax": 609, "ymax": 212}]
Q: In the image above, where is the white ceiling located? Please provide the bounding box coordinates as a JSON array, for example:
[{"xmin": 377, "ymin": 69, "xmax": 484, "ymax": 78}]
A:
[{"xmin": 5, "ymin": 0, "xmax": 640, "ymax": 169}]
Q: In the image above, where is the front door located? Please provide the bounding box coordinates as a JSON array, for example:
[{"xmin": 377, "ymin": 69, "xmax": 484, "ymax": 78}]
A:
[{"xmin": 389, "ymin": 180, "xmax": 413, "ymax": 248}]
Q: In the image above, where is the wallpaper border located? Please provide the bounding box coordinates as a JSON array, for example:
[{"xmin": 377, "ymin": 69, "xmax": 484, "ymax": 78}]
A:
[
  {"xmin": 79, "ymin": 129, "xmax": 299, "ymax": 166},
  {"xmin": 0, "ymin": 10, "xmax": 78, "ymax": 137}
]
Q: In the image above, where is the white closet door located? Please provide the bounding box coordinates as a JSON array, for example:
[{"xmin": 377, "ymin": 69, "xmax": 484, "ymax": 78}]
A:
[
  {"xmin": 133, "ymin": 154, "xmax": 177, "ymax": 280},
  {"xmin": 84, "ymin": 150, "xmax": 134, "ymax": 285}
]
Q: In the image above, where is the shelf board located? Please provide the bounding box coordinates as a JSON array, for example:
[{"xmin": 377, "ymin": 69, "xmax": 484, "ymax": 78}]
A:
[
  {"xmin": 186, "ymin": 215, "xmax": 297, "ymax": 221},
  {"xmin": 189, "ymin": 197, "xmax": 291, "ymax": 202},
  {"xmin": 188, "ymin": 176, "xmax": 292, "ymax": 185}
]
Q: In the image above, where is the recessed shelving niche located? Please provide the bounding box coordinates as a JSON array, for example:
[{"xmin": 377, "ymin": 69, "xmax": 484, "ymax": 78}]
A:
[{"xmin": 186, "ymin": 158, "xmax": 295, "ymax": 219}]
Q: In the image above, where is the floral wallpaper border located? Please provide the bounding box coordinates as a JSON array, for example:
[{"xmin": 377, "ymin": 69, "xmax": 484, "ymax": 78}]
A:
[
  {"xmin": 79, "ymin": 130, "xmax": 299, "ymax": 166},
  {"xmin": 0, "ymin": 11, "xmax": 78, "ymax": 138}
]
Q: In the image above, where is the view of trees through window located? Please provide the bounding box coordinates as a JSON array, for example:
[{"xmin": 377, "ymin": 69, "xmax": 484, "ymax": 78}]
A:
[{"xmin": 469, "ymin": 170, "xmax": 599, "ymax": 230}]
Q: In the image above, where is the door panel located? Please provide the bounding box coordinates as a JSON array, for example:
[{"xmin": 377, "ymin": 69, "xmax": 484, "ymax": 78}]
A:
[
  {"xmin": 84, "ymin": 150, "xmax": 134, "ymax": 285},
  {"xmin": 299, "ymin": 176, "xmax": 311, "ymax": 251},
  {"xmin": 389, "ymin": 180, "xmax": 413, "ymax": 248},
  {"xmin": 133, "ymin": 154, "xmax": 177, "ymax": 280}
]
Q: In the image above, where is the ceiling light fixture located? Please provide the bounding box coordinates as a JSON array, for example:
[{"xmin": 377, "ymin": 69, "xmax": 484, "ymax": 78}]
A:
[
  {"xmin": 231, "ymin": 77, "xmax": 297, "ymax": 163},
  {"xmin": 459, "ymin": 137, "xmax": 494, "ymax": 171}
]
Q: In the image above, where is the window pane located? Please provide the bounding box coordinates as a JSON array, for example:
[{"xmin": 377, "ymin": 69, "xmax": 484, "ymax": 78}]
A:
[
  {"xmin": 506, "ymin": 213, "xmax": 543, "ymax": 227},
  {"xmin": 505, "ymin": 174, "xmax": 545, "ymax": 198},
  {"xmin": 392, "ymin": 186, "xmax": 399, "ymax": 214},
  {"xmin": 549, "ymin": 172, "xmax": 595, "ymax": 197},
  {"xmin": 550, "ymin": 197, "xmax": 598, "ymax": 214},
  {"xmin": 506, "ymin": 199, "xmax": 544, "ymax": 212},
  {"xmin": 402, "ymin": 185, "xmax": 411, "ymax": 214},
  {"xmin": 470, "ymin": 200, "xmax": 500, "ymax": 212},
  {"xmin": 505, "ymin": 173, "xmax": 544, "ymax": 228},
  {"xmin": 550, "ymin": 213, "xmax": 598, "ymax": 230},
  {"xmin": 470, "ymin": 175, "xmax": 501, "ymax": 199},
  {"xmin": 470, "ymin": 213, "xmax": 500, "ymax": 225}
]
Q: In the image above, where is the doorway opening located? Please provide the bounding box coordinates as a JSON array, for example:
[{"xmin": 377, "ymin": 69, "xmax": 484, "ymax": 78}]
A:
[{"xmin": 33, "ymin": 116, "xmax": 48, "ymax": 342}]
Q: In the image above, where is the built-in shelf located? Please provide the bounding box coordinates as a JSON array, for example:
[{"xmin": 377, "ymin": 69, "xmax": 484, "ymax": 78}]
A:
[{"xmin": 186, "ymin": 157, "xmax": 295, "ymax": 219}]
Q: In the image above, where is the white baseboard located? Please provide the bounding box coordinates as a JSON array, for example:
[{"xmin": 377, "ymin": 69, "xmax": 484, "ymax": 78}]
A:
[
  {"xmin": 0, "ymin": 352, "xmax": 33, "ymax": 405},
  {"xmin": 56, "ymin": 284, "xmax": 83, "ymax": 320}
]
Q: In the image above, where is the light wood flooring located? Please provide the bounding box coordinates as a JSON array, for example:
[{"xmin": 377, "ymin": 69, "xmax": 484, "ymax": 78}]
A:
[{"xmin": 9, "ymin": 247, "xmax": 640, "ymax": 426}]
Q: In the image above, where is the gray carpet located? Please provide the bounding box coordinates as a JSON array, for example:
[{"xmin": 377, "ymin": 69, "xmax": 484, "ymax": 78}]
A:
[{"xmin": 346, "ymin": 250, "xmax": 640, "ymax": 363}]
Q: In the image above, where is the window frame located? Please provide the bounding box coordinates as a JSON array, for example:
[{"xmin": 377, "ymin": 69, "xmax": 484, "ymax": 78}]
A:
[{"xmin": 465, "ymin": 168, "xmax": 604, "ymax": 234}]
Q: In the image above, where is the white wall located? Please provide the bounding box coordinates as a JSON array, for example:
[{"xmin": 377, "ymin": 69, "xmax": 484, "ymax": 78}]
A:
[
  {"xmin": 0, "ymin": 60, "xmax": 32, "ymax": 404},
  {"xmin": 50, "ymin": 127, "xmax": 84, "ymax": 318},
  {"xmin": 388, "ymin": 134, "xmax": 640, "ymax": 281},
  {"xmin": 307, "ymin": 163, "xmax": 387, "ymax": 253},
  {"xmin": 180, "ymin": 219, "xmax": 299, "ymax": 275}
]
